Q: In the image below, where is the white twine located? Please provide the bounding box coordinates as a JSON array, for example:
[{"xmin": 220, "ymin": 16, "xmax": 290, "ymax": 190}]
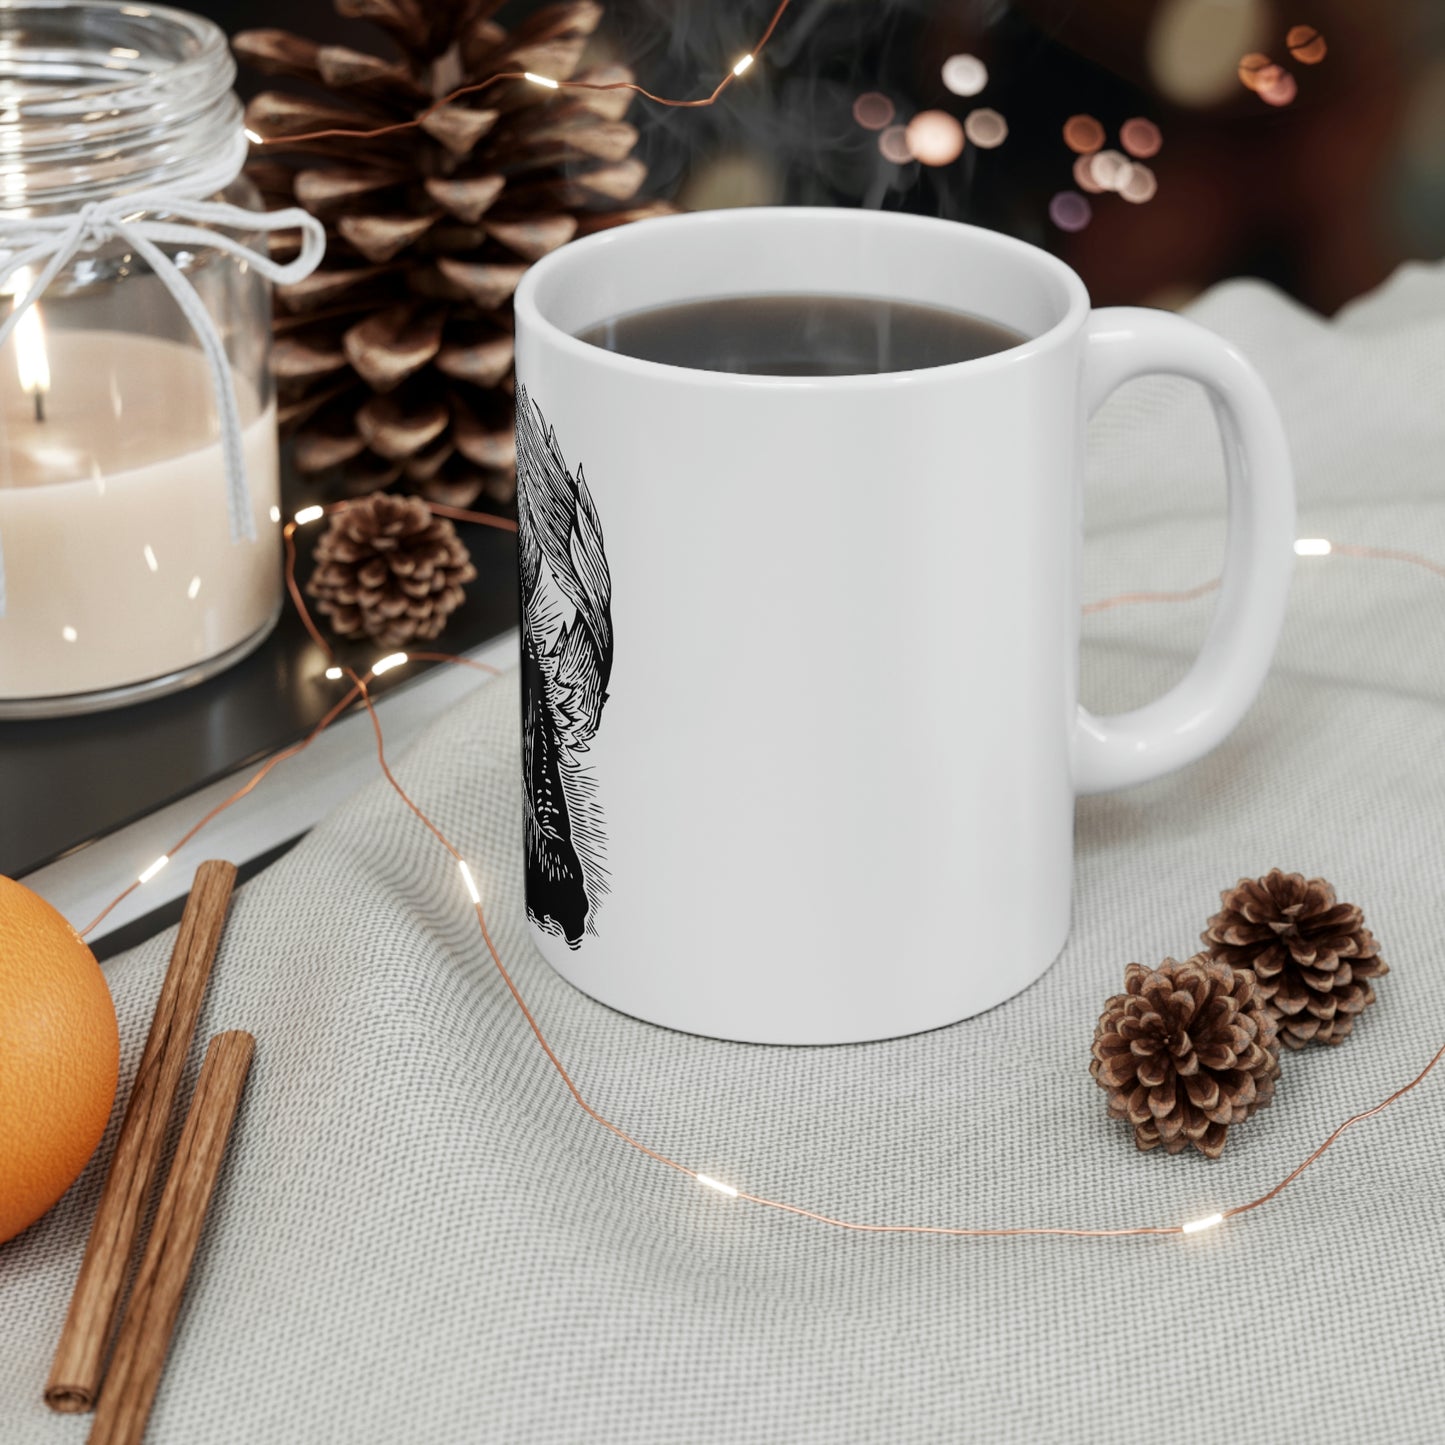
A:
[{"xmin": 0, "ymin": 133, "xmax": 327, "ymax": 617}]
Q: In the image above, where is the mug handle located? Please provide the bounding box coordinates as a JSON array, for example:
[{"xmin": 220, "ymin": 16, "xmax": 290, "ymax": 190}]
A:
[{"xmin": 1075, "ymin": 307, "xmax": 1296, "ymax": 795}]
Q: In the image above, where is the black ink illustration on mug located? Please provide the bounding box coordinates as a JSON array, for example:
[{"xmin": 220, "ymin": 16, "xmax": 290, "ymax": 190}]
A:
[{"xmin": 516, "ymin": 385, "xmax": 614, "ymax": 947}]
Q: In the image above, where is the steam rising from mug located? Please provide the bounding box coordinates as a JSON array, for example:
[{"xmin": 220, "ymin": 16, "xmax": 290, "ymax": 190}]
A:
[{"xmin": 611, "ymin": 0, "xmax": 997, "ymax": 213}]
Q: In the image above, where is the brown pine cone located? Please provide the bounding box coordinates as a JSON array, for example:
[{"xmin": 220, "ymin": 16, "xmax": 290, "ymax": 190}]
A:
[
  {"xmin": 1202, "ymin": 870, "xmax": 1388, "ymax": 1049},
  {"xmin": 235, "ymin": 0, "xmax": 669, "ymax": 511},
  {"xmin": 1091, "ymin": 956, "xmax": 1281, "ymax": 1158},
  {"xmin": 306, "ymin": 494, "xmax": 476, "ymax": 647}
]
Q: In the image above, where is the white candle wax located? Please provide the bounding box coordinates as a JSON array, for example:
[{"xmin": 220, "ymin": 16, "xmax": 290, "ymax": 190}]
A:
[{"xmin": 0, "ymin": 329, "xmax": 281, "ymax": 702}]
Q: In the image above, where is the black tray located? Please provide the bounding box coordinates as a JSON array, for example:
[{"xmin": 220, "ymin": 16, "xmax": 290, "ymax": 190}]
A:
[{"xmin": 0, "ymin": 521, "xmax": 518, "ymax": 880}]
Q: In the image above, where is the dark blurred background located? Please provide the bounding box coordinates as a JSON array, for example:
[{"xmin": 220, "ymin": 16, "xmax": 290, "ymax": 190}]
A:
[{"xmin": 207, "ymin": 0, "xmax": 1445, "ymax": 316}]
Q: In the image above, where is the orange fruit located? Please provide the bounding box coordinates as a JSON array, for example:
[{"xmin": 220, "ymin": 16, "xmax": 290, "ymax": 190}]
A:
[{"xmin": 0, "ymin": 876, "xmax": 119, "ymax": 1245}]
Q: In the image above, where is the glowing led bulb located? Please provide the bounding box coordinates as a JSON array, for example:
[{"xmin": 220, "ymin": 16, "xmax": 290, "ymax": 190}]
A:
[
  {"xmin": 294, "ymin": 504, "xmax": 325, "ymax": 525},
  {"xmin": 696, "ymin": 1173, "xmax": 739, "ymax": 1198},
  {"xmin": 138, "ymin": 855, "xmax": 170, "ymax": 885},
  {"xmin": 324, "ymin": 666, "xmax": 343, "ymax": 681},
  {"xmin": 524, "ymin": 71, "xmax": 559, "ymax": 89},
  {"xmin": 244, "ymin": 127, "xmax": 263, "ymax": 145},
  {"xmin": 732, "ymin": 53, "xmax": 754, "ymax": 76},
  {"xmin": 1294, "ymin": 538, "xmax": 1332, "ymax": 556},
  {"xmin": 371, "ymin": 651, "xmax": 408, "ymax": 676},
  {"xmin": 459, "ymin": 860, "xmax": 482, "ymax": 905},
  {"xmin": 1181, "ymin": 1212, "xmax": 1224, "ymax": 1235}
]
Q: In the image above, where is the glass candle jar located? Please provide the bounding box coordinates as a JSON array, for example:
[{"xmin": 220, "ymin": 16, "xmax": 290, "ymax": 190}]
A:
[{"xmin": 0, "ymin": 1, "xmax": 286, "ymax": 716}]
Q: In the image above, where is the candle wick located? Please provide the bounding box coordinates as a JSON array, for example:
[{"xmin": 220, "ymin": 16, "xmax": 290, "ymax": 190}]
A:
[{"xmin": 33, "ymin": 388, "xmax": 45, "ymax": 423}]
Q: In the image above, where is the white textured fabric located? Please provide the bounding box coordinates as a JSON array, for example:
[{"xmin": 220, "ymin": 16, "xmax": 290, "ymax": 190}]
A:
[{"xmin": 3, "ymin": 264, "xmax": 1445, "ymax": 1444}]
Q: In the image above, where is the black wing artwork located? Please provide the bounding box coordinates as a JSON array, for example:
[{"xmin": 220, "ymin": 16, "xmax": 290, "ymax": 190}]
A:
[{"xmin": 515, "ymin": 384, "xmax": 614, "ymax": 947}]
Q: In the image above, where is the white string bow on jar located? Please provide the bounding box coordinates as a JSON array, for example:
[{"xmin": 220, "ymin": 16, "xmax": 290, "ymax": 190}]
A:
[{"xmin": 0, "ymin": 133, "xmax": 326, "ymax": 616}]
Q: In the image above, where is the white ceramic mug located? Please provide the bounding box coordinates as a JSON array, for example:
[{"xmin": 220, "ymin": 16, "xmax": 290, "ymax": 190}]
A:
[{"xmin": 513, "ymin": 208, "xmax": 1294, "ymax": 1045}]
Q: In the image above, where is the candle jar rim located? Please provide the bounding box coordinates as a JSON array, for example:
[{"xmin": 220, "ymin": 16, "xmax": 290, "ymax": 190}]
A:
[{"xmin": 0, "ymin": 0, "xmax": 241, "ymax": 211}]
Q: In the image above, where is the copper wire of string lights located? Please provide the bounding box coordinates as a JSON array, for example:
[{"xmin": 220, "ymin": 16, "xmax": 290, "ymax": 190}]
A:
[
  {"xmin": 245, "ymin": 0, "xmax": 796, "ymax": 149},
  {"xmin": 72, "ymin": 497, "xmax": 1445, "ymax": 1243},
  {"xmin": 1080, "ymin": 540, "xmax": 1445, "ymax": 617}
]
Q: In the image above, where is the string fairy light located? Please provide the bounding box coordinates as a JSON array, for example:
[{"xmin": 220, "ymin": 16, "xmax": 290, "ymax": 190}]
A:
[
  {"xmin": 458, "ymin": 860, "xmax": 483, "ymax": 906},
  {"xmin": 250, "ymin": 0, "xmax": 794, "ymax": 148},
  {"xmin": 1180, "ymin": 1212, "xmax": 1224, "ymax": 1235},
  {"xmin": 136, "ymin": 855, "xmax": 169, "ymax": 886},
  {"xmin": 696, "ymin": 1174, "xmax": 741, "ymax": 1198},
  {"xmin": 78, "ymin": 499, "xmax": 1445, "ymax": 1245}
]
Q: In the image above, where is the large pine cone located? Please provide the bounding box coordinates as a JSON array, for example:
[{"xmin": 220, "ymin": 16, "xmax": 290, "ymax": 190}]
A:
[
  {"xmin": 1202, "ymin": 869, "xmax": 1388, "ymax": 1049},
  {"xmin": 235, "ymin": 0, "xmax": 669, "ymax": 511},
  {"xmin": 1091, "ymin": 956, "xmax": 1281, "ymax": 1159},
  {"xmin": 306, "ymin": 494, "xmax": 476, "ymax": 646}
]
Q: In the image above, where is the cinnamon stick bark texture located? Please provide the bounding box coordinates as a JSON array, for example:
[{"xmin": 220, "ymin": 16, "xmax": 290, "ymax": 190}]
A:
[
  {"xmin": 46, "ymin": 860, "xmax": 237, "ymax": 1413},
  {"xmin": 88, "ymin": 1031, "xmax": 255, "ymax": 1445}
]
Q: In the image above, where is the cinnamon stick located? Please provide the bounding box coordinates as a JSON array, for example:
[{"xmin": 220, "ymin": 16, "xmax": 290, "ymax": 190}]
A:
[
  {"xmin": 46, "ymin": 860, "xmax": 238, "ymax": 1413},
  {"xmin": 88, "ymin": 1032, "xmax": 255, "ymax": 1445}
]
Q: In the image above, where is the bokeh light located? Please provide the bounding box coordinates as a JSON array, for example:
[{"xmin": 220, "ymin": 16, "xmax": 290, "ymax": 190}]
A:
[
  {"xmin": 1250, "ymin": 62, "xmax": 1285, "ymax": 95},
  {"xmin": 1258, "ymin": 67, "xmax": 1298, "ymax": 106},
  {"xmin": 1287, "ymin": 24, "xmax": 1327, "ymax": 64},
  {"xmin": 905, "ymin": 109, "xmax": 965, "ymax": 166},
  {"xmin": 1149, "ymin": 0, "xmax": 1268, "ymax": 107},
  {"xmin": 1119, "ymin": 164, "xmax": 1159, "ymax": 204},
  {"xmin": 963, "ymin": 107, "xmax": 1008, "ymax": 149},
  {"xmin": 1119, "ymin": 118, "xmax": 1163, "ymax": 159},
  {"xmin": 1049, "ymin": 191, "xmax": 1092, "ymax": 233},
  {"xmin": 852, "ymin": 92, "xmax": 895, "ymax": 131},
  {"xmin": 1063, "ymin": 114, "xmax": 1106, "ymax": 154},
  {"xmin": 941, "ymin": 54, "xmax": 988, "ymax": 97},
  {"xmin": 878, "ymin": 125, "xmax": 913, "ymax": 164},
  {"xmin": 1237, "ymin": 52, "xmax": 1272, "ymax": 91},
  {"xmin": 1088, "ymin": 148, "xmax": 1132, "ymax": 192},
  {"xmin": 1072, "ymin": 154, "xmax": 1104, "ymax": 194}
]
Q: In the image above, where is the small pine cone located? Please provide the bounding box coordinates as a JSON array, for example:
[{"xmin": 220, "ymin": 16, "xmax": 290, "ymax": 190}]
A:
[
  {"xmin": 306, "ymin": 495, "xmax": 476, "ymax": 648},
  {"xmin": 1091, "ymin": 956, "xmax": 1281, "ymax": 1159},
  {"xmin": 1202, "ymin": 870, "xmax": 1388, "ymax": 1049}
]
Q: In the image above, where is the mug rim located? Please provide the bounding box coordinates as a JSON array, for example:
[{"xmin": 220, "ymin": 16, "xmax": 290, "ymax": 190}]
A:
[{"xmin": 515, "ymin": 206, "xmax": 1092, "ymax": 390}]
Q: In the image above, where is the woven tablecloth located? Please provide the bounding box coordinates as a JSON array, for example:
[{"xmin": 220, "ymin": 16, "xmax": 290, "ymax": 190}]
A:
[{"xmin": 3, "ymin": 263, "xmax": 1444, "ymax": 1444}]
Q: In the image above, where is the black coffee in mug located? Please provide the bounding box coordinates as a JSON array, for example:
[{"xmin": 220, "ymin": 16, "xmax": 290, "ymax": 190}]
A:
[{"xmin": 575, "ymin": 293, "xmax": 1025, "ymax": 376}]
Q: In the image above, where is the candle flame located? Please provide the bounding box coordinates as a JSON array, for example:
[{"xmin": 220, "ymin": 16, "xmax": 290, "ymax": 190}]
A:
[{"xmin": 8, "ymin": 268, "xmax": 50, "ymax": 409}]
